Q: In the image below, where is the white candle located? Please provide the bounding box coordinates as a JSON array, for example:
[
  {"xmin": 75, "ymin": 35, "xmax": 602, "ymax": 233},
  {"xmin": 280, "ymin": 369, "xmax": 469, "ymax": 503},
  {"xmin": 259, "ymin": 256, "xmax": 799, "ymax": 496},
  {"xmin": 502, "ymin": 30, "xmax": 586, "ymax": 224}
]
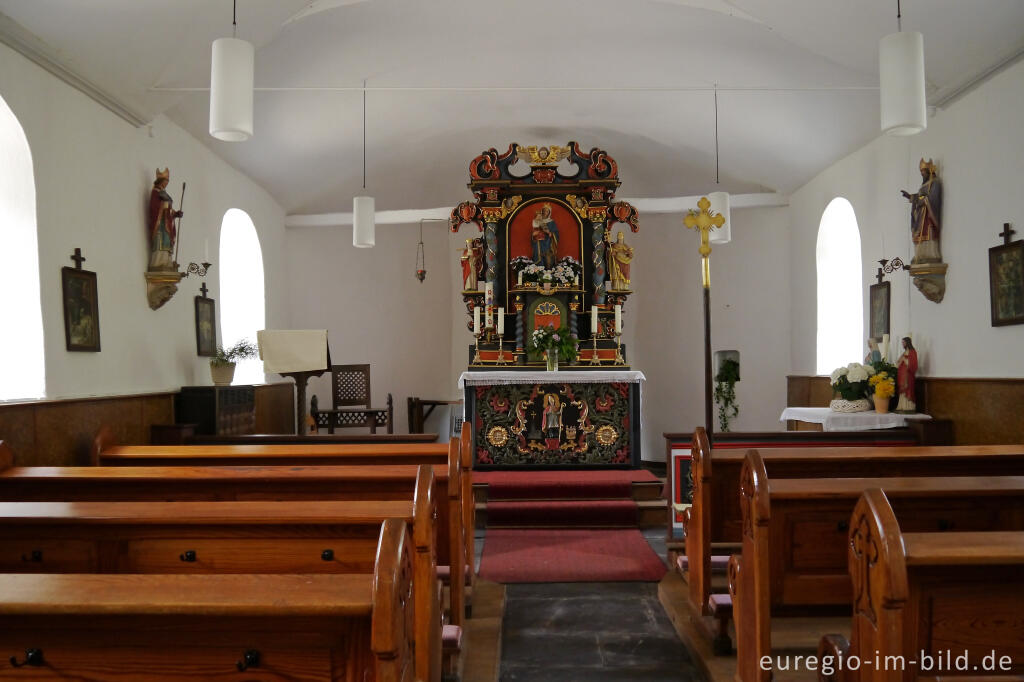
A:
[
  {"xmin": 881, "ymin": 333, "xmax": 890, "ymax": 361},
  {"xmin": 574, "ymin": 274, "xmax": 579, "ymax": 286},
  {"xmin": 497, "ymin": 307, "xmax": 505, "ymax": 335},
  {"xmin": 473, "ymin": 307, "xmax": 480, "ymax": 336},
  {"xmin": 591, "ymin": 307, "xmax": 598, "ymax": 334},
  {"xmin": 517, "ymin": 271, "xmax": 524, "ymax": 286},
  {"xmin": 614, "ymin": 304, "xmax": 622, "ymax": 333}
]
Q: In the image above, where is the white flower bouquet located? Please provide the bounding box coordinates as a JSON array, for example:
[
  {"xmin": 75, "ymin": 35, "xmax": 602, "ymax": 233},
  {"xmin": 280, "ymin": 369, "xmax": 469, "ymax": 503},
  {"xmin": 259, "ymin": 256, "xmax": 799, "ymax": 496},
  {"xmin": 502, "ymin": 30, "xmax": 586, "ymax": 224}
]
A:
[{"xmin": 829, "ymin": 362, "xmax": 876, "ymax": 401}]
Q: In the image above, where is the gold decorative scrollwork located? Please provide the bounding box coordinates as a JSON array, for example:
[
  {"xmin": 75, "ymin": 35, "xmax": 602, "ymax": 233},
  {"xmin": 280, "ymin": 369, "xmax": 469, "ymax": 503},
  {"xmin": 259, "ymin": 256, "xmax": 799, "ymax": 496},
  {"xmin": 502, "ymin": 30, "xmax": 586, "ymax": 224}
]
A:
[
  {"xmin": 596, "ymin": 425, "xmax": 619, "ymax": 446},
  {"xmin": 565, "ymin": 194, "xmax": 590, "ymax": 220},
  {"xmin": 535, "ymin": 301, "xmax": 560, "ymax": 316},
  {"xmin": 517, "ymin": 145, "xmax": 571, "ymax": 166},
  {"xmin": 487, "ymin": 426, "xmax": 509, "ymax": 448}
]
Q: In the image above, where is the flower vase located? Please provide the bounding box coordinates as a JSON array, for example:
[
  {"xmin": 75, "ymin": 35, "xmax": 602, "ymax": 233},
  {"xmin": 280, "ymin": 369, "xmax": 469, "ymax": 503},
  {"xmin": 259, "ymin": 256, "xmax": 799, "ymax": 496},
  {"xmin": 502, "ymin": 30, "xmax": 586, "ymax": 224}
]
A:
[
  {"xmin": 873, "ymin": 394, "xmax": 890, "ymax": 414},
  {"xmin": 545, "ymin": 349, "xmax": 559, "ymax": 372}
]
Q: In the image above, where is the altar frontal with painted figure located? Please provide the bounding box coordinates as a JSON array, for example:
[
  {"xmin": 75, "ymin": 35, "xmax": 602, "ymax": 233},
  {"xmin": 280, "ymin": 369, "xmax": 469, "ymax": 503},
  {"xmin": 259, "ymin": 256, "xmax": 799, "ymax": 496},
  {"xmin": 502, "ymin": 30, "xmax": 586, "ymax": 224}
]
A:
[{"xmin": 451, "ymin": 142, "xmax": 644, "ymax": 469}]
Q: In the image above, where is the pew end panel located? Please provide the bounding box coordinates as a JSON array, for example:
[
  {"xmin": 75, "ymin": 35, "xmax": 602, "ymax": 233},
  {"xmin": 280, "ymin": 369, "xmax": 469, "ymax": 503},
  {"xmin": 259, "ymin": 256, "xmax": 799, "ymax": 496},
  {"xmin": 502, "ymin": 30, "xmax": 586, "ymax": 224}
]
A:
[
  {"xmin": 372, "ymin": 518, "xmax": 417, "ymax": 682},
  {"xmin": 412, "ymin": 465, "xmax": 443, "ymax": 682},
  {"xmin": 687, "ymin": 427, "xmax": 714, "ymax": 617},
  {"xmin": 735, "ymin": 450, "xmax": 773, "ymax": 682}
]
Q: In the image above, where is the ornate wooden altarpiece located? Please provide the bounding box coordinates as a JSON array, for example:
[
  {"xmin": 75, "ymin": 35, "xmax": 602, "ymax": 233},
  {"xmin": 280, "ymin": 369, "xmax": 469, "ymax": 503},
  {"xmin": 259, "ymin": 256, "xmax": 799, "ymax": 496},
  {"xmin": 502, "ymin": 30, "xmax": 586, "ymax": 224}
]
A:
[{"xmin": 451, "ymin": 143, "xmax": 643, "ymax": 468}]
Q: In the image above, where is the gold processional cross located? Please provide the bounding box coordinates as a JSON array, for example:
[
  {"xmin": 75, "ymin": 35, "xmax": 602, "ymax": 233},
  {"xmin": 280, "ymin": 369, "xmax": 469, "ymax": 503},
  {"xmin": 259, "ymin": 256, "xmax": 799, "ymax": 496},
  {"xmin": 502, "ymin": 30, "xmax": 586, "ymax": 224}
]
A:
[{"xmin": 683, "ymin": 196, "xmax": 726, "ymax": 289}]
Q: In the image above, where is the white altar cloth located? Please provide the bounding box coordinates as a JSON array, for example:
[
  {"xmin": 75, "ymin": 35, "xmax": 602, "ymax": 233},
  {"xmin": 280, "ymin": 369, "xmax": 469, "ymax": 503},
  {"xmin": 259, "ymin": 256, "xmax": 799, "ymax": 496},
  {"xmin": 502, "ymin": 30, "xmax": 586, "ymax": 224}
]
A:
[
  {"xmin": 780, "ymin": 407, "xmax": 932, "ymax": 432},
  {"xmin": 458, "ymin": 370, "xmax": 646, "ymax": 388}
]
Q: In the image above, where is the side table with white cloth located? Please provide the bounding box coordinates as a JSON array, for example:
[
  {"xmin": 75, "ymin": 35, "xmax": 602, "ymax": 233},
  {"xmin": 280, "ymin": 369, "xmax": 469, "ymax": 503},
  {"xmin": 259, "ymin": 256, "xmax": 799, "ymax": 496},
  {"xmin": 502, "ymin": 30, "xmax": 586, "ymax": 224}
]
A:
[{"xmin": 780, "ymin": 407, "xmax": 932, "ymax": 432}]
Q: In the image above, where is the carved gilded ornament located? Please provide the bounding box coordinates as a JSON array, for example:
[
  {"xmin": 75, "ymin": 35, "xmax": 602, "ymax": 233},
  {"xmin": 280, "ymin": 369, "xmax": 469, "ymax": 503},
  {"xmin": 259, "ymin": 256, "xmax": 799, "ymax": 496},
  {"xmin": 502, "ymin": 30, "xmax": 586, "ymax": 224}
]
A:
[
  {"xmin": 516, "ymin": 145, "xmax": 572, "ymax": 166},
  {"xmin": 596, "ymin": 424, "xmax": 619, "ymax": 446},
  {"xmin": 564, "ymin": 195, "xmax": 590, "ymax": 220},
  {"xmin": 487, "ymin": 426, "xmax": 510, "ymax": 447},
  {"xmin": 587, "ymin": 207, "xmax": 608, "ymax": 222}
]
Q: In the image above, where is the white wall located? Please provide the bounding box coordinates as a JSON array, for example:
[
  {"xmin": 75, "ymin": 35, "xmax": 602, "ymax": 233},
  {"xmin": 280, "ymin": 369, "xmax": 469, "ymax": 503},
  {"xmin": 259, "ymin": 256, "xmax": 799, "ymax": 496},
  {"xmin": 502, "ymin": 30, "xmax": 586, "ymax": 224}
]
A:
[
  {"xmin": 789, "ymin": 59, "xmax": 1024, "ymax": 378},
  {"xmin": 0, "ymin": 43, "xmax": 287, "ymax": 400},
  {"xmin": 286, "ymin": 221, "xmax": 454, "ymax": 433}
]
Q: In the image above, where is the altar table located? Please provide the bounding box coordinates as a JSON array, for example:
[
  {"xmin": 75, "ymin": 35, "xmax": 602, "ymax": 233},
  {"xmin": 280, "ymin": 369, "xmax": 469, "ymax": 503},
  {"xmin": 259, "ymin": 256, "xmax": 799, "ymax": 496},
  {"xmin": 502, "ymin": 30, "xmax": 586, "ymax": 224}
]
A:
[
  {"xmin": 780, "ymin": 407, "xmax": 932, "ymax": 432},
  {"xmin": 460, "ymin": 371, "xmax": 645, "ymax": 469}
]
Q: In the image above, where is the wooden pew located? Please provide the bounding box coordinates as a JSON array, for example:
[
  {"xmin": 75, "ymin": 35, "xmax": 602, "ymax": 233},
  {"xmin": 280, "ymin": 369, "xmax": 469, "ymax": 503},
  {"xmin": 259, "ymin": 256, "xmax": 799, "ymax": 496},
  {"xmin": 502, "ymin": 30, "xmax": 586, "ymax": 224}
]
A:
[
  {"xmin": 817, "ymin": 489, "xmax": 1024, "ymax": 682},
  {"xmin": 0, "ymin": 519, "xmax": 415, "ymax": 682},
  {"xmin": 0, "ymin": 450, "xmax": 463, "ymax": 677},
  {"xmin": 732, "ymin": 450, "xmax": 1024, "ymax": 682},
  {"xmin": 682, "ymin": 428, "xmax": 1024, "ymax": 651},
  {"xmin": 89, "ymin": 429, "xmax": 474, "ymax": 622},
  {"xmin": 0, "ymin": 493, "xmax": 440, "ymax": 682},
  {"xmin": 188, "ymin": 433, "xmax": 440, "ymax": 444}
]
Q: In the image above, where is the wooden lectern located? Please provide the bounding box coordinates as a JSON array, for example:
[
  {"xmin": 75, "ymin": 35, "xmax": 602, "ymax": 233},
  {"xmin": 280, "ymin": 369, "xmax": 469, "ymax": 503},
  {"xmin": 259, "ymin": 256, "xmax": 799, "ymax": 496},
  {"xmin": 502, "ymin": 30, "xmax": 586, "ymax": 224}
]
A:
[{"xmin": 257, "ymin": 329, "xmax": 331, "ymax": 435}]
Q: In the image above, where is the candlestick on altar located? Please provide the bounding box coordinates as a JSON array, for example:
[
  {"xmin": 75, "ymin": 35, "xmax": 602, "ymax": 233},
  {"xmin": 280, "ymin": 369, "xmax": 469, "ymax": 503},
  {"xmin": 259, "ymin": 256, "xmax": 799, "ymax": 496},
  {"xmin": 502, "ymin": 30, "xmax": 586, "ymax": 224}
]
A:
[
  {"xmin": 614, "ymin": 332, "xmax": 624, "ymax": 365},
  {"xmin": 496, "ymin": 332, "xmax": 509, "ymax": 365},
  {"xmin": 473, "ymin": 329, "xmax": 483, "ymax": 364}
]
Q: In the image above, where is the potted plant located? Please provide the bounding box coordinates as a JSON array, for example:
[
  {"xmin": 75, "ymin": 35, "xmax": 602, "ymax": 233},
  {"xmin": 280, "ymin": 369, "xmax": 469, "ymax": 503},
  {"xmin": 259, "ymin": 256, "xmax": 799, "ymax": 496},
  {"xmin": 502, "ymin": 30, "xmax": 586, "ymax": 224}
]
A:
[
  {"xmin": 529, "ymin": 324, "xmax": 579, "ymax": 371},
  {"xmin": 713, "ymin": 357, "xmax": 740, "ymax": 431},
  {"xmin": 210, "ymin": 339, "xmax": 259, "ymax": 386},
  {"xmin": 828, "ymin": 362, "xmax": 876, "ymax": 412}
]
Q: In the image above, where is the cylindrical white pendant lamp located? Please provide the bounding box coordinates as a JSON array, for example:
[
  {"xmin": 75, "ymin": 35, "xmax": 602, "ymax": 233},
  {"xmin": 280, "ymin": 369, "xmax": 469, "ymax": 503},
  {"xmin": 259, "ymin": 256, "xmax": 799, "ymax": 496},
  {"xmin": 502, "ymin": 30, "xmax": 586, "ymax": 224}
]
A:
[
  {"xmin": 879, "ymin": 30, "xmax": 926, "ymax": 136},
  {"xmin": 707, "ymin": 191, "xmax": 731, "ymax": 244},
  {"xmin": 353, "ymin": 196, "xmax": 375, "ymax": 247},
  {"xmin": 209, "ymin": 37, "xmax": 254, "ymax": 142}
]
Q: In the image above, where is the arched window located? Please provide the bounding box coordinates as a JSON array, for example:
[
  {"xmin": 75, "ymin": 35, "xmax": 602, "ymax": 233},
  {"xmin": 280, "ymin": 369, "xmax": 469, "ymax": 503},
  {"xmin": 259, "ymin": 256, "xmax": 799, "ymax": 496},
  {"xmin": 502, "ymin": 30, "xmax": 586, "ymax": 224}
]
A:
[
  {"xmin": 0, "ymin": 94, "xmax": 45, "ymax": 400},
  {"xmin": 219, "ymin": 209, "xmax": 265, "ymax": 385},
  {"xmin": 816, "ymin": 197, "xmax": 864, "ymax": 374}
]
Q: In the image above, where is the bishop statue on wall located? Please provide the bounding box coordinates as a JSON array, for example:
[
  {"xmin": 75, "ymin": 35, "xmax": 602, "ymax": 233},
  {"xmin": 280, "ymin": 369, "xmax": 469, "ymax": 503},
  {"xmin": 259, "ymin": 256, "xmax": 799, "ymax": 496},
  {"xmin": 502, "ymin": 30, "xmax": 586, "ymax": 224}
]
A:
[{"xmin": 148, "ymin": 168, "xmax": 182, "ymax": 272}]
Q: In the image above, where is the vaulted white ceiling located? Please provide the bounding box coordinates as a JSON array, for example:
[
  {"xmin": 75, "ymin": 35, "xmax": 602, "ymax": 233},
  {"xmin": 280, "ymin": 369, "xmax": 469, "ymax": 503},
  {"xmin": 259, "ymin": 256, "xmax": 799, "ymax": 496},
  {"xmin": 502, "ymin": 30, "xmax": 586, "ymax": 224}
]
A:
[{"xmin": 2, "ymin": 0, "xmax": 1022, "ymax": 214}]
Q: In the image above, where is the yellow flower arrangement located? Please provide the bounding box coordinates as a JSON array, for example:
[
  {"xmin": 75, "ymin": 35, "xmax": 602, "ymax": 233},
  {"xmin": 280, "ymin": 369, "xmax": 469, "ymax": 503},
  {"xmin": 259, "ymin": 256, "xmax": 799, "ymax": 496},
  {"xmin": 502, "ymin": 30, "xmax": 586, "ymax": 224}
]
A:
[{"xmin": 869, "ymin": 371, "xmax": 896, "ymax": 399}]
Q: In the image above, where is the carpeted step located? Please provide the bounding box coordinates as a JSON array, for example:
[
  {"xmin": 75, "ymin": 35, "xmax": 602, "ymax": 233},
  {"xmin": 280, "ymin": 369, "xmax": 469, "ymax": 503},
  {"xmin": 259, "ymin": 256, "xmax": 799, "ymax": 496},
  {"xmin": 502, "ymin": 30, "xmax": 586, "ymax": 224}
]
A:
[
  {"xmin": 478, "ymin": 528, "xmax": 667, "ymax": 582},
  {"xmin": 475, "ymin": 469, "xmax": 661, "ymax": 502},
  {"xmin": 486, "ymin": 499, "xmax": 638, "ymax": 527}
]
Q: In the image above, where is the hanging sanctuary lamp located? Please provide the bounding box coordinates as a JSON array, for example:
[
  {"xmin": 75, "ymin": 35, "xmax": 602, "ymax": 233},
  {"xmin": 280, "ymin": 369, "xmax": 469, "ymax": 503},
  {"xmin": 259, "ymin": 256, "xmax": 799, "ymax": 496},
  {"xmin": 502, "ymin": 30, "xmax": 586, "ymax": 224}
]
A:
[{"xmin": 415, "ymin": 220, "xmax": 426, "ymax": 282}]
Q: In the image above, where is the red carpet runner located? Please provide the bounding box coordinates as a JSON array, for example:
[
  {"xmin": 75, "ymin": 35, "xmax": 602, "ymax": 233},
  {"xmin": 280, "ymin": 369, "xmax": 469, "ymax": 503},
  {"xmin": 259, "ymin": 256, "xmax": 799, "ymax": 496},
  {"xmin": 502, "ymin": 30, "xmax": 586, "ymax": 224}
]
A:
[
  {"xmin": 476, "ymin": 469, "xmax": 667, "ymax": 582},
  {"xmin": 478, "ymin": 528, "xmax": 667, "ymax": 583}
]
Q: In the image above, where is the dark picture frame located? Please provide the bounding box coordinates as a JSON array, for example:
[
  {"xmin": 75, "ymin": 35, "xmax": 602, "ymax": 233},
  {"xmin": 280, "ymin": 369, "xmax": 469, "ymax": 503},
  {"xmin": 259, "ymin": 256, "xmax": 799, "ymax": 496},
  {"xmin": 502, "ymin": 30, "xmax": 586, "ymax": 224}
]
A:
[
  {"xmin": 61, "ymin": 266, "xmax": 101, "ymax": 352},
  {"xmin": 989, "ymin": 240, "xmax": 1024, "ymax": 327},
  {"xmin": 869, "ymin": 281, "xmax": 891, "ymax": 340},
  {"xmin": 194, "ymin": 296, "xmax": 217, "ymax": 356}
]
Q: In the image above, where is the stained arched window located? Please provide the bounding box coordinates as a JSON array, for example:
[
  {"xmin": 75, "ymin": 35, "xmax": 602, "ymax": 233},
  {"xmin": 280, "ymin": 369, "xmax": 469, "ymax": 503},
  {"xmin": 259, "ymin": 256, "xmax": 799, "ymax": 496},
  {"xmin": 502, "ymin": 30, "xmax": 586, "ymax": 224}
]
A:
[
  {"xmin": 816, "ymin": 197, "xmax": 864, "ymax": 374},
  {"xmin": 0, "ymin": 94, "xmax": 45, "ymax": 400},
  {"xmin": 219, "ymin": 209, "xmax": 265, "ymax": 385}
]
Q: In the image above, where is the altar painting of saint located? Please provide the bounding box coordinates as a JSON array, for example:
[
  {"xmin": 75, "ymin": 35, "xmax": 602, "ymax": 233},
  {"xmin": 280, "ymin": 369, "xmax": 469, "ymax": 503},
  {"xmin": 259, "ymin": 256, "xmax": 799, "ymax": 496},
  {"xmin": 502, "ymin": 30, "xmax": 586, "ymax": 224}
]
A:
[{"xmin": 507, "ymin": 200, "xmax": 582, "ymax": 272}]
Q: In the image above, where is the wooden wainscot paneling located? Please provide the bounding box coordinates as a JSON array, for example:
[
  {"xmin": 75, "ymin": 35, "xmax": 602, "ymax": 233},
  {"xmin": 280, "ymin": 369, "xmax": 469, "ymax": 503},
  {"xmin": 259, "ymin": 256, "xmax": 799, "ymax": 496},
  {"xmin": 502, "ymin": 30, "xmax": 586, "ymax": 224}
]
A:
[
  {"xmin": 254, "ymin": 382, "xmax": 295, "ymax": 434},
  {"xmin": 787, "ymin": 375, "xmax": 1024, "ymax": 446},
  {"xmin": 0, "ymin": 393, "xmax": 174, "ymax": 466}
]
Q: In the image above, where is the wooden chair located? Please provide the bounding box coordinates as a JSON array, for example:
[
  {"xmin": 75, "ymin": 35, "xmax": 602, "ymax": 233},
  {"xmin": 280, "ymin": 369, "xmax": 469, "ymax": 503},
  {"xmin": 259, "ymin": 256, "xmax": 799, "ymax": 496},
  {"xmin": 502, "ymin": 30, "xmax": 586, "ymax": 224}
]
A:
[{"xmin": 312, "ymin": 364, "xmax": 393, "ymax": 434}]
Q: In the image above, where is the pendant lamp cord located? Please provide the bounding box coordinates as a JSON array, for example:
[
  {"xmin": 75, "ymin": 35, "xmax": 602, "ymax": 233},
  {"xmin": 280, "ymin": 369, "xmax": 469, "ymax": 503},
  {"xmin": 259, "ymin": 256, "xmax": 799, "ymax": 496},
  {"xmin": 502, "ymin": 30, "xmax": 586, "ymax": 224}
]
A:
[
  {"xmin": 714, "ymin": 86, "xmax": 720, "ymax": 185},
  {"xmin": 232, "ymin": 0, "xmax": 237, "ymax": 38},
  {"xmin": 896, "ymin": 0, "xmax": 902, "ymax": 32},
  {"xmin": 362, "ymin": 78, "xmax": 367, "ymax": 190}
]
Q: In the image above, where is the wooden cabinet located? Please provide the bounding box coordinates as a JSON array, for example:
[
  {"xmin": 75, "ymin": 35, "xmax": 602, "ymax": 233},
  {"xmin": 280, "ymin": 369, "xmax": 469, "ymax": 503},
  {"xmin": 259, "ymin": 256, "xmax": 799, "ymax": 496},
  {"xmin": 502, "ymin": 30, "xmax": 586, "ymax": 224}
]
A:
[{"xmin": 175, "ymin": 386, "xmax": 255, "ymax": 436}]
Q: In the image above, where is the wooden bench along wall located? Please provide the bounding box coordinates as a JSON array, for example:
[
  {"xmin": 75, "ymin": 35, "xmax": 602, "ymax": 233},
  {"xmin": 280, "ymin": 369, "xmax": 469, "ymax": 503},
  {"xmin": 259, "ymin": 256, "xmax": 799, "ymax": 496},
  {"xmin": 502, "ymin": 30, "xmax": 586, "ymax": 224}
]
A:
[
  {"xmin": 0, "ymin": 519, "xmax": 415, "ymax": 682},
  {"xmin": 731, "ymin": 451, "xmax": 1024, "ymax": 682},
  {"xmin": 682, "ymin": 428, "xmax": 1024, "ymax": 644},
  {"xmin": 0, "ymin": 492, "xmax": 441, "ymax": 682},
  {"xmin": 817, "ymin": 489, "xmax": 1024, "ymax": 682}
]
